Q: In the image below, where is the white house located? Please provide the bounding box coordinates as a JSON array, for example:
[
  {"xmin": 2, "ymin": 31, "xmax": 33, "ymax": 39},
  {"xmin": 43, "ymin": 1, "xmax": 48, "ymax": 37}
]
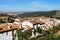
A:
[
  {"xmin": 22, "ymin": 21, "xmax": 33, "ymax": 29},
  {"xmin": 0, "ymin": 24, "xmax": 19, "ymax": 40}
]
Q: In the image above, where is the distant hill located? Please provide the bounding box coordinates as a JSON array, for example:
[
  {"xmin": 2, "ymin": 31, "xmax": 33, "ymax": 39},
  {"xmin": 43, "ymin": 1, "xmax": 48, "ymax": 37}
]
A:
[
  {"xmin": 0, "ymin": 11, "xmax": 24, "ymax": 17},
  {"xmin": 53, "ymin": 10, "xmax": 60, "ymax": 17},
  {"xmin": 0, "ymin": 10, "xmax": 60, "ymax": 18},
  {"xmin": 17, "ymin": 10, "xmax": 58, "ymax": 17}
]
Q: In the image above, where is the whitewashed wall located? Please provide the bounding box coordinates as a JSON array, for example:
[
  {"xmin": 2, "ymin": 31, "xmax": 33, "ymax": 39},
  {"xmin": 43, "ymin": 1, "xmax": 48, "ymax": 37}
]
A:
[
  {"xmin": 22, "ymin": 21, "xmax": 33, "ymax": 29},
  {"xmin": 0, "ymin": 31, "xmax": 12, "ymax": 40},
  {"xmin": 0, "ymin": 30, "xmax": 17, "ymax": 40}
]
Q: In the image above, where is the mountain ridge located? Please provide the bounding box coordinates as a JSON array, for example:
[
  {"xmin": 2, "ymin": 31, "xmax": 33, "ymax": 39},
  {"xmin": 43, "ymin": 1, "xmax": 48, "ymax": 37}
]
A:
[{"xmin": 0, "ymin": 10, "xmax": 60, "ymax": 18}]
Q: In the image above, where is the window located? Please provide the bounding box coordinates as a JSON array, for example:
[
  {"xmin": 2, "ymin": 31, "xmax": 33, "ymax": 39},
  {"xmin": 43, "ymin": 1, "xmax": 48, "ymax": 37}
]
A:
[{"xmin": 6, "ymin": 32, "xmax": 8, "ymax": 35}]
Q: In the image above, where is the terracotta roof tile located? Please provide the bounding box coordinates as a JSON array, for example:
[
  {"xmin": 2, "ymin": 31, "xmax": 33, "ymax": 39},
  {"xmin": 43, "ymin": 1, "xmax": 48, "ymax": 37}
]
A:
[
  {"xmin": 0, "ymin": 24, "xmax": 20, "ymax": 33},
  {"xmin": 29, "ymin": 20, "xmax": 39, "ymax": 25},
  {"xmin": 24, "ymin": 25, "xmax": 32, "ymax": 29}
]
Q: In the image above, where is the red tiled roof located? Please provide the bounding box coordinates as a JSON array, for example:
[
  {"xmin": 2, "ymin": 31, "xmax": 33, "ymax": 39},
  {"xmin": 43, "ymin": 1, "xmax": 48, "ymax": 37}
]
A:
[
  {"xmin": 29, "ymin": 20, "xmax": 39, "ymax": 25},
  {"xmin": 0, "ymin": 24, "xmax": 20, "ymax": 33},
  {"xmin": 24, "ymin": 25, "xmax": 32, "ymax": 29}
]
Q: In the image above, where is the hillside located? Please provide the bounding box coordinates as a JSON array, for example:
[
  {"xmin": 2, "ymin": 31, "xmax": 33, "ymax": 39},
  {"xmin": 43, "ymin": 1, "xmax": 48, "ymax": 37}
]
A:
[
  {"xmin": 17, "ymin": 10, "xmax": 58, "ymax": 17},
  {"xmin": 53, "ymin": 10, "xmax": 60, "ymax": 17},
  {"xmin": 0, "ymin": 10, "xmax": 60, "ymax": 18}
]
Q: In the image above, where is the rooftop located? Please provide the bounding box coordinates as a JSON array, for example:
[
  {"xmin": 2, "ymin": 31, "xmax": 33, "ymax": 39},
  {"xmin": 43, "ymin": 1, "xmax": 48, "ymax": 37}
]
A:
[{"xmin": 0, "ymin": 23, "xmax": 20, "ymax": 33}]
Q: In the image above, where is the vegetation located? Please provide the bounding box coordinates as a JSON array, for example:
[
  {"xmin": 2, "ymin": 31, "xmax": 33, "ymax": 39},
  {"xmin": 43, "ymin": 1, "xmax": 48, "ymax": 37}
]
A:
[
  {"xmin": 18, "ymin": 10, "xmax": 58, "ymax": 17},
  {"xmin": 17, "ymin": 29, "xmax": 32, "ymax": 40},
  {"xmin": 0, "ymin": 18, "xmax": 5, "ymax": 23},
  {"xmin": 17, "ymin": 25, "xmax": 60, "ymax": 40}
]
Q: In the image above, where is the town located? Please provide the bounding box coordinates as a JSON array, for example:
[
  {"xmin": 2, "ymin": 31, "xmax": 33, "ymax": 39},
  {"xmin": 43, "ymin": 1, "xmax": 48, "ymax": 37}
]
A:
[
  {"xmin": 0, "ymin": 16, "xmax": 60, "ymax": 40},
  {"xmin": 0, "ymin": 0, "xmax": 60, "ymax": 40}
]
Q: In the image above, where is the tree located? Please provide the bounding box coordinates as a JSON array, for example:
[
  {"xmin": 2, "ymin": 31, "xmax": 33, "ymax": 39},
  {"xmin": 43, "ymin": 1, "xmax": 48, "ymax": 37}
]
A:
[{"xmin": 17, "ymin": 29, "xmax": 32, "ymax": 40}]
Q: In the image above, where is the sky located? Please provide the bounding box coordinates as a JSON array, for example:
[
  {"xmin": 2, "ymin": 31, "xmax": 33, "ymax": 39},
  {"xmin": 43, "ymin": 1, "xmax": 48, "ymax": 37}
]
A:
[{"xmin": 0, "ymin": 0, "xmax": 60, "ymax": 12}]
